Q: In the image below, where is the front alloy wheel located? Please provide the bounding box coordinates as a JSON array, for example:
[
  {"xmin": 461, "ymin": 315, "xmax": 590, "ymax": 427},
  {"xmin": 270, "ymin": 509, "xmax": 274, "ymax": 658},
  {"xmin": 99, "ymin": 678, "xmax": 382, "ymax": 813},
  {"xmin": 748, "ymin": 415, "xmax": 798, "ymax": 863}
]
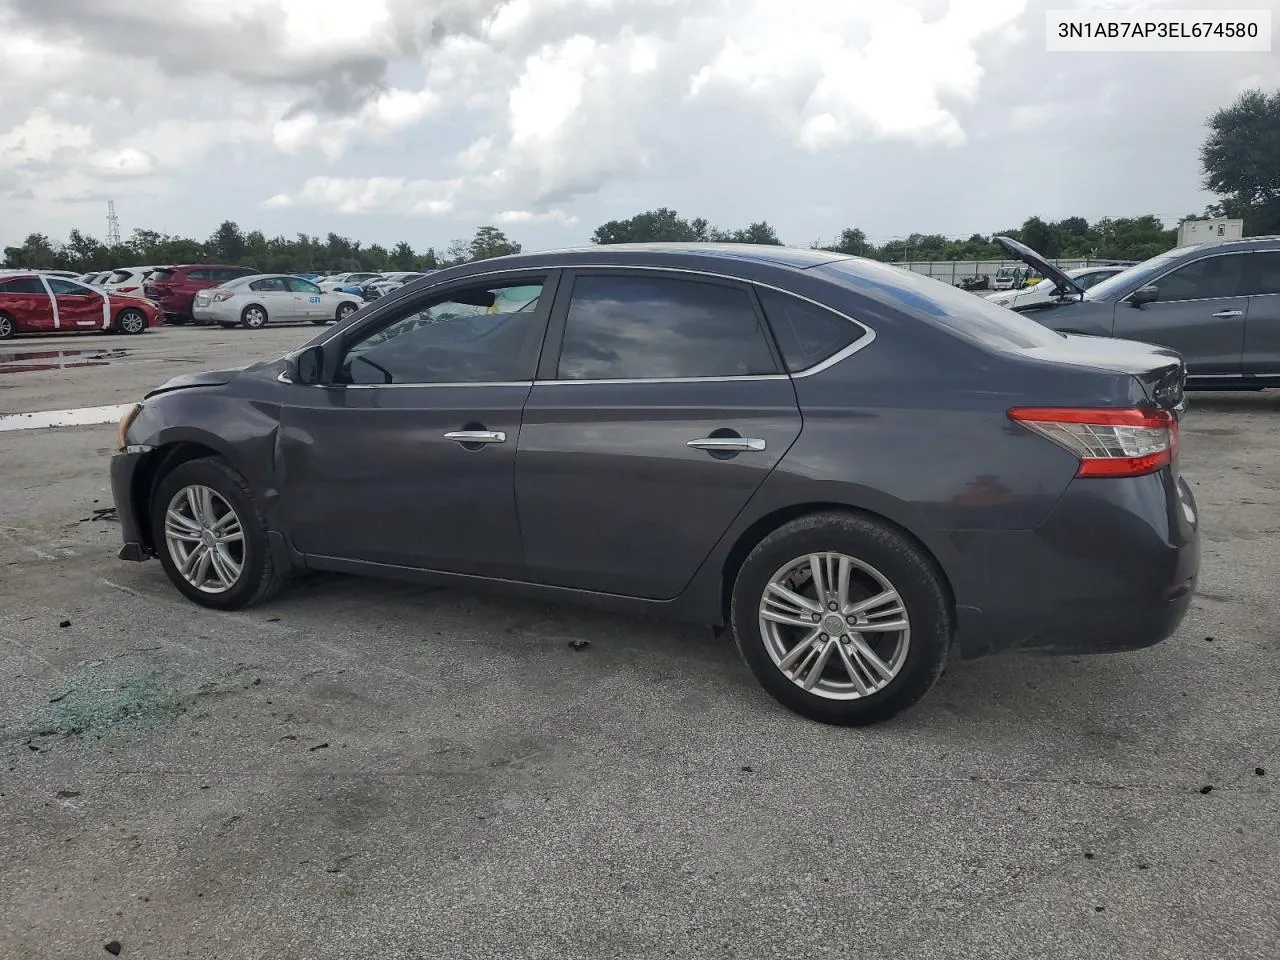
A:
[
  {"xmin": 163, "ymin": 485, "xmax": 244, "ymax": 593},
  {"xmin": 759, "ymin": 552, "xmax": 910, "ymax": 700}
]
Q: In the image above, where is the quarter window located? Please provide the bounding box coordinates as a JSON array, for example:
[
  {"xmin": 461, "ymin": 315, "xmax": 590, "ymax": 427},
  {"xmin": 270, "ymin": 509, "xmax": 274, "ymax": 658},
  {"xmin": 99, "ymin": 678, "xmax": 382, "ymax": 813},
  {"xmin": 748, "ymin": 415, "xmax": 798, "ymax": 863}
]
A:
[
  {"xmin": 1154, "ymin": 256, "xmax": 1244, "ymax": 302},
  {"xmin": 338, "ymin": 280, "xmax": 546, "ymax": 385},
  {"xmin": 557, "ymin": 275, "xmax": 778, "ymax": 380},
  {"xmin": 756, "ymin": 287, "xmax": 862, "ymax": 373}
]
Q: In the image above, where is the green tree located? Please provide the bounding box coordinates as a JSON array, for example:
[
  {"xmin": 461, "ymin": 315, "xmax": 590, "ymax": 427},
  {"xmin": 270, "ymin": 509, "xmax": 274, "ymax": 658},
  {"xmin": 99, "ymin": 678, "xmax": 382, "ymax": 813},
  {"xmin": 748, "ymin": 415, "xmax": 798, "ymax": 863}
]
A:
[
  {"xmin": 391, "ymin": 241, "xmax": 417, "ymax": 270},
  {"xmin": 468, "ymin": 225, "xmax": 522, "ymax": 261},
  {"xmin": 728, "ymin": 221, "xmax": 782, "ymax": 245},
  {"xmin": 207, "ymin": 220, "xmax": 246, "ymax": 264},
  {"xmin": 3, "ymin": 233, "xmax": 60, "ymax": 269},
  {"xmin": 1202, "ymin": 88, "xmax": 1280, "ymax": 233},
  {"xmin": 592, "ymin": 207, "xmax": 707, "ymax": 244}
]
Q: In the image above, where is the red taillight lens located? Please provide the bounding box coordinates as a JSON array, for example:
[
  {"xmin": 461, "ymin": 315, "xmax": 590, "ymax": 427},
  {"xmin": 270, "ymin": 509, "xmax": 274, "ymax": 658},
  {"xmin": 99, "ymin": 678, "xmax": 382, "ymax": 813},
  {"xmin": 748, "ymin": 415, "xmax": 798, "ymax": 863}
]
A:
[
  {"xmin": 1007, "ymin": 407, "xmax": 1178, "ymax": 478},
  {"xmin": 119, "ymin": 285, "xmax": 138, "ymax": 292}
]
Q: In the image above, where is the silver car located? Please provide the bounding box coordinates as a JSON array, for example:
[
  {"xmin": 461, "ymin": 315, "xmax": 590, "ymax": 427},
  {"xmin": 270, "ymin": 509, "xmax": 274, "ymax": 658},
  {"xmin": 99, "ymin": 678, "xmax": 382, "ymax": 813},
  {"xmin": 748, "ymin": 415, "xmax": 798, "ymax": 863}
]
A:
[{"xmin": 192, "ymin": 274, "xmax": 362, "ymax": 329}]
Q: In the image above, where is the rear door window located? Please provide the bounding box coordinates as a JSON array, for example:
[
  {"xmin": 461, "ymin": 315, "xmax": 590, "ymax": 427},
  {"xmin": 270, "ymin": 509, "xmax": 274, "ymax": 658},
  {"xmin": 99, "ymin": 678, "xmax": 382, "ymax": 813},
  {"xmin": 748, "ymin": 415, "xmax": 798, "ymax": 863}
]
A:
[
  {"xmin": 250, "ymin": 277, "xmax": 288, "ymax": 292},
  {"xmin": 756, "ymin": 287, "xmax": 863, "ymax": 373},
  {"xmin": 286, "ymin": 277, "xmax": 322, "ymax": 294},
  {"xmin": 556, "ymin": 274, "xmax": 778, "ymax": 380},
  {"xmin": 1240, "ymin": 251, "xmax": 1280, "ymax": 296}
]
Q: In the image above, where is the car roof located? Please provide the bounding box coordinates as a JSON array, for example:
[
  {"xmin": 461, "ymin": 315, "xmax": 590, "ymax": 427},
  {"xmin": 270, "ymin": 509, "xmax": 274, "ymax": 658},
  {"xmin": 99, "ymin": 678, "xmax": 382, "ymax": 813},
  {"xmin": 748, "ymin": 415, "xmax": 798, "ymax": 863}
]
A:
[
  {"xmin": 1184, "ymin": 235, "xmax": 1280, "ymax": 253},
  {"xmin": 433, "ymin": 243, "xmax": 852, "ymax": 286}
]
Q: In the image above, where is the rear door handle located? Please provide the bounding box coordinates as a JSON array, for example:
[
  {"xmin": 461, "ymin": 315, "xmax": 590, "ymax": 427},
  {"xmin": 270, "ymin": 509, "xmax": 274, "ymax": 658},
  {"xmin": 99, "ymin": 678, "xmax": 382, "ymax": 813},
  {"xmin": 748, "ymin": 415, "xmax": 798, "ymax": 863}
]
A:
[
  {"xmin": 444, "ymin": 430, "xmax": 506, "ymax": 444},
  {"xmin": 1212, "ymin": 310, "xmax": 1244, "ymax": 318},
  {"xmin": 687, "ymin": 437, "xmax": 766, "ymax": 452}
]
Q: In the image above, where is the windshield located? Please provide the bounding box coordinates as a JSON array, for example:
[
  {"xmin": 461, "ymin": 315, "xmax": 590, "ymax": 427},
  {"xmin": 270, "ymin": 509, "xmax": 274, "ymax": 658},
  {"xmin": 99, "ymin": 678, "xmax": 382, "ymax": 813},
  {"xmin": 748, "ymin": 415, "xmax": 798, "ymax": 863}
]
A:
[{"xmin": 1085, "ymin": 246, "xmax": 1199, "ymax": 300}]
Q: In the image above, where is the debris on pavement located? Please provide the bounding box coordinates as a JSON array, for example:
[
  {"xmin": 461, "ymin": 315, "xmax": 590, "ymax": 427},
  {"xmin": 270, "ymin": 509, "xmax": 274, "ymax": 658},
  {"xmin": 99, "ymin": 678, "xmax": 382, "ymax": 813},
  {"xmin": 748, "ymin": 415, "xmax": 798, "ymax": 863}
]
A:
[
  {"xmin": 104, "ymin": 941, "xmax": 122, "ymax": 955},
  {"xmin": 309, "ymin": 742, "xmax": 330, "ymax": 752},
  {"xmin": 568, "ymin": 639, "xmax": 590, "ymax": 651},
  {"xmin": 1199, "ymin": 785, "xmax": 1214, "ymax": 794},
  {"xmin": 58, "ymin": 620, "xmax": 71, "ymax": 628},
  {"xmin": 1257, "ymin": 767, "xmax": 1266, "ymax": 776}
]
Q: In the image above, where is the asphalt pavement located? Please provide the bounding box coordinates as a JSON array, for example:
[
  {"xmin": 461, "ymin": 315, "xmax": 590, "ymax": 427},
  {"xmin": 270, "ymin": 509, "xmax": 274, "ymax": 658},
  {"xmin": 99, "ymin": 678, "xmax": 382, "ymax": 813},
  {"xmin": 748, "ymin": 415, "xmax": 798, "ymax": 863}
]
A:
[{"xmin": 1, "ymin": 327, "xmax": 1277, "ymax": 959}]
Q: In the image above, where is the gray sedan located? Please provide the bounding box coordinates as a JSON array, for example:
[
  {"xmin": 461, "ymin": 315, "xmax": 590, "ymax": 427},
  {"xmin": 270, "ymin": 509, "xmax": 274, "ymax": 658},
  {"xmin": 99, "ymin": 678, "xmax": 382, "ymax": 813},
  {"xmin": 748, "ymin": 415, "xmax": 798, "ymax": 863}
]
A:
[
  {"xmin": 192, "ymin": 274, "xmax": 361, "ymax": 329},
  {"xmin": 110, "ymin": 244, "xmax": 1198, "ymax": 725}
]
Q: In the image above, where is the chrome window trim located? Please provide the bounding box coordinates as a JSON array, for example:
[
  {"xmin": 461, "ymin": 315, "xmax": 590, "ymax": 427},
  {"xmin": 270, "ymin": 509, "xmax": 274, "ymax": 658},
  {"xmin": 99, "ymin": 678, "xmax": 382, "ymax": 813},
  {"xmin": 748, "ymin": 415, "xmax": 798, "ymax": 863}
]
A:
[
  {"xmin": 301, "ymin": 264, "xmax": 879, "ymax": 388},
  {"xmin": 1121, "ymin": 249, "xmax": 1270, "ymax": 305}
]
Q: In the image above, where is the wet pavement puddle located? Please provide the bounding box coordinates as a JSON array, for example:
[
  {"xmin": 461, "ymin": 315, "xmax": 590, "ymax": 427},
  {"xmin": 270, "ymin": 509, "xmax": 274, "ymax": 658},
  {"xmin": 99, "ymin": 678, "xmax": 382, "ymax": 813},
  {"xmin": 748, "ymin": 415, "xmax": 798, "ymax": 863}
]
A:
[
  {"xmin": 0, "ymin": 348, "xmax": 129, "ymax": 375},
  {"xmin": 0, "ymin": 403, "xmax": 134, "ymax": 432}
]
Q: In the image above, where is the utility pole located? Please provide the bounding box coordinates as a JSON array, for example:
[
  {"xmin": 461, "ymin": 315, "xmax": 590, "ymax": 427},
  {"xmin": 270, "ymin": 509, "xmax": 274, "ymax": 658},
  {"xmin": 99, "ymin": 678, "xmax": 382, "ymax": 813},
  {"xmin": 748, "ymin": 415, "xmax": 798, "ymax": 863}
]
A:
[{"xmin": 106, "ymin": 201, "xmax": 122, "ymax": 247}]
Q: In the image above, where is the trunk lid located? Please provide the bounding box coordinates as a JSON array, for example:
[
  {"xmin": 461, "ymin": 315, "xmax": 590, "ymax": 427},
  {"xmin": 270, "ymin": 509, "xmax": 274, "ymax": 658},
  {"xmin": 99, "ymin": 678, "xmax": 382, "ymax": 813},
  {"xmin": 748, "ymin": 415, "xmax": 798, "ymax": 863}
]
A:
[{"xmin": 1026, "ymin": 334, "xmax": 1187, "ymax": 414}]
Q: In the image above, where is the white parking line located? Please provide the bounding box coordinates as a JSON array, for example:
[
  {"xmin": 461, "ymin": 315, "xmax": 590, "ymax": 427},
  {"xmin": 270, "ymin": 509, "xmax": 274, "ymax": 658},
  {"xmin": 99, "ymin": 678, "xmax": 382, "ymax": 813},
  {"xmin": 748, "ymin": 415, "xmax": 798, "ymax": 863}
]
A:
[{"xmin": 0, "ymin": 403, "xmax": 134, "ymax": 432}]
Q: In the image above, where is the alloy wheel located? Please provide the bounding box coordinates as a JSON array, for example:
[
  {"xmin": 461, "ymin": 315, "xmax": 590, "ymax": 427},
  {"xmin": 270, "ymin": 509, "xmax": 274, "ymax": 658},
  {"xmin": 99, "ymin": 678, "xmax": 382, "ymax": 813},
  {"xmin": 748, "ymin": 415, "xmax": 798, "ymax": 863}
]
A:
[
  {"xmin": 337, "ymin": 303, "xmax": 356, "ymax": 321},
  {"xmin": 0, "ymin": 315, "xmax": 12, "ymax": 339},
  {"xmin": 163, "ymin": 485, "xmax": 245, "ymax": 594},
  {"xmin": 244, "ymin": 307, "xmax": 266, "ymax": 328},
  {"xmin": 758, "ymin": 552, "xmax": 911, "ymax": 700},
  {"xmin": 119, "ymin": 310, "xmax": 145, "ymax": 334}
]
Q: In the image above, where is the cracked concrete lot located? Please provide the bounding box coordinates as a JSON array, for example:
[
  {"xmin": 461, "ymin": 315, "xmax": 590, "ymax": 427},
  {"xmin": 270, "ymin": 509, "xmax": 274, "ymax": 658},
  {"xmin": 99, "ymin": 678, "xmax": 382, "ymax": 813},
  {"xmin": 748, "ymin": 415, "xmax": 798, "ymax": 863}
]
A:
[{"xmin": 1, "ymin": 328, "xmax": 1277, "ymax": 959}]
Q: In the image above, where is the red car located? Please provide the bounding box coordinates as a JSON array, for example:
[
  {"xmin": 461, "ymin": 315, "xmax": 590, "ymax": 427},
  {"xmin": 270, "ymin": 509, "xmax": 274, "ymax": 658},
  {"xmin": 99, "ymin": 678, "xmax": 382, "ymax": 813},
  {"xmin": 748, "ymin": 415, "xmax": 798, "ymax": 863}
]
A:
[
  {"xmin": 0, "ymin": 273, "xmax": 159, "ymax": 339},
  {"xmin": 144, "ymin": 264, "xmax": 257, "ymax": 324}
]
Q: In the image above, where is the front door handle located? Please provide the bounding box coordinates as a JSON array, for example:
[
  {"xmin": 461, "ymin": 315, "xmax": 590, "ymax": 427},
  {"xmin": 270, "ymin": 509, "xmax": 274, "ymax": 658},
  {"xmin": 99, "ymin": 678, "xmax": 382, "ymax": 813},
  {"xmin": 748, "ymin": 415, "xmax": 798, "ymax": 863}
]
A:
[
  {"xmin": 1212, "ymin": 309, "xmax": 1244, "ymax": 318},
  {"xmin": 687, "ymin": 437, "xmax": 766, "ymax": 452},
  {"xmin": 444, "ymin": 430, "xmax": 506, "ymax": 444}
]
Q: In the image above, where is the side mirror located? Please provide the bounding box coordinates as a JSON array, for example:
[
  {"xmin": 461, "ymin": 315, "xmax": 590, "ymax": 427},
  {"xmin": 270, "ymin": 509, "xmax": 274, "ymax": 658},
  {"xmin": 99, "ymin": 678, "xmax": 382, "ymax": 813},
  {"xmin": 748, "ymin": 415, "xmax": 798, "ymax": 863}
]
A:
[
  {"xmin": 294, "ymin": 345, "xmax": 324, "ymax": 385},
  {"xmin": 1129, "ymin": 285, "xmax": 1159, "ymax": 308}
]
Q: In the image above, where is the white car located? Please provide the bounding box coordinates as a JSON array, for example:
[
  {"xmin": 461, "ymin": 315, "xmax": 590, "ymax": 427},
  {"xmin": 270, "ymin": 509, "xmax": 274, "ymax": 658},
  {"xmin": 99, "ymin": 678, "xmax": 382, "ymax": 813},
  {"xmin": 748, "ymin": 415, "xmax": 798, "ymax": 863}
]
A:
[
  {"xmin": 984, "ymin": 266, "xmax": 1128, "ymax": 310},
  {"xmin": 103, "ymin": 265, "xmax": 165, "ymax": 297},
  {"xmin": 192, "ymin": 274, "xmax": 362, "ymax": 329},
  {"xmin": 317, "ymin": 271, "xmax": 382, "ymax": 293}
]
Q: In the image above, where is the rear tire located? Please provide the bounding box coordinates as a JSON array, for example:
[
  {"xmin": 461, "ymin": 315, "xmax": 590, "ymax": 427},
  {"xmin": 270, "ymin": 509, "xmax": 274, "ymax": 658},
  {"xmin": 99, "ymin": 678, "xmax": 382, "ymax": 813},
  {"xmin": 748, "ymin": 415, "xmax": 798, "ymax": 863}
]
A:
[
  {"xmin": 0, "ymin": 311, "xmax": 14, "ymax": 340},
  {"xmin": 115, "ymin": 308, "xmax": 147, "ymax": 335},
  {"xmin": 241, "ymin": 305, "xmax": 268, "ymax": 329},
  {"xmin": 335, "ymin": 301, "xmax": 358, "ymax": 322},
  {"xmin": 730, "ymin": 511, "xmax": 951, "ymax": 726},
  {"xmin": 150, "ymin": 457, "xmax": 287, "ymax": 611}
]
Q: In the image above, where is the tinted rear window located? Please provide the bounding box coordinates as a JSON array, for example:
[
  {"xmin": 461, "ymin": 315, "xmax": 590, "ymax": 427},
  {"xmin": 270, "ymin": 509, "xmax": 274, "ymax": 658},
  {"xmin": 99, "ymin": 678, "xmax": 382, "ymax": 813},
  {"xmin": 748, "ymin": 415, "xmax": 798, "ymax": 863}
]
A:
[
  {"xmin": 815, "ymin": 259, "xmax": 1064, "ymax": 351},
  {"xmin": 108, "ymin": 271, "xmax": 132, "ymax": 283},
  {"xmin": 149, "ymin": 269, "xmax": 174, "ymax": 282}
]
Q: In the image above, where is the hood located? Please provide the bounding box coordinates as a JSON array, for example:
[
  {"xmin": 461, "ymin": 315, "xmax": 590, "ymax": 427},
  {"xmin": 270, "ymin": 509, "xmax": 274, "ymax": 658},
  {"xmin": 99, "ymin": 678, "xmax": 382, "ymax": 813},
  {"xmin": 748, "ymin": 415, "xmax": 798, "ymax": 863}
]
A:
[
  {"xmin": 994, "ymin": 236, "xmax": 1084, "ymax": 298},
  {"xmin": 145, "ymin": 367, "xmax": 243, "ymax": 398}
]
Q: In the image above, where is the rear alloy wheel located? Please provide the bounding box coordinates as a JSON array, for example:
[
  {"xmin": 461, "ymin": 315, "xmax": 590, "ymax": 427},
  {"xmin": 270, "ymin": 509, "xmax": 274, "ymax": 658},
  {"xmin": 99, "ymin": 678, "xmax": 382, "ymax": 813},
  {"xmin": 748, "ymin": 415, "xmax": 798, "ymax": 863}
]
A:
[
  {"xmin": 116, "ymin": 308, "xmax": 147, "ymax": 335},
  {"xmin": 335, "ymin": 301, "xmax": 358, "ymax": 322},
  {"xmin": 731, "ymin": 512, "xmax": 951, "ymax": 726},
  {"xmin": 241, "ymin": 305, "xmax": 268, "ymax": 329},
  {"xmin": 0, "ymin": 312, "xmax": 13, "ymax": 340},
  {"xmin": 151, "ymin": 457, "xmax": 286, "ymax": 610}
]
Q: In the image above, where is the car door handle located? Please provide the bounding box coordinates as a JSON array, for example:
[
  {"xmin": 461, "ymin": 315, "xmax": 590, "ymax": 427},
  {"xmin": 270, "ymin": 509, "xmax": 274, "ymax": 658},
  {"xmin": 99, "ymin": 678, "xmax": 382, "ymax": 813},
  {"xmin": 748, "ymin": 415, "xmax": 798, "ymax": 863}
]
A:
[
  {"xmin": 1212, "ymin": 310, "xmax": 1244, "ymax": 318},
  {"xmin": 444, "ymin": 430, "xmax": 506, "ymax": 444},
  {"xmin": 687, "ymin": 437, "xmax": 767, "ymax": 452}
]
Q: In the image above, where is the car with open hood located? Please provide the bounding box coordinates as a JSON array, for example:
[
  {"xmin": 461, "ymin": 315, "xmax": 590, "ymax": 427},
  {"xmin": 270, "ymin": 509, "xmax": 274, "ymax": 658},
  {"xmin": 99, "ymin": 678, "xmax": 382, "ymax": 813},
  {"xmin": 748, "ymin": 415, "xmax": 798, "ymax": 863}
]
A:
[{"xmin": 994, "ymin": 234, "xmax": 1280, "ymax": 390}]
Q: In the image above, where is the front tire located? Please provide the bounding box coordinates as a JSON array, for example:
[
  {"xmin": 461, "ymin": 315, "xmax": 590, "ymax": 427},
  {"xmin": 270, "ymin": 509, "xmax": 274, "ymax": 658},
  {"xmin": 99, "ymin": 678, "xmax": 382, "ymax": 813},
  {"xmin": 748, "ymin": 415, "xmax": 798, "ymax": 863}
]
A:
[
  {"xmin": 115, "ymin": 308, "xmax": 147, "ymax": 335},
  {"xmin": 0, "ymin": 311, "xmax": 14, "ymax": 340},
  {"xmin": 150, "ymin": 457, "xmax": 286, "ymax": 610},
  {"xmin": 241, "ymin": 305, "xmax": 268, "ymax": 329},
  {"xmin": 730, "ymin": 512, "xmax": 951, "ymax": 726}
]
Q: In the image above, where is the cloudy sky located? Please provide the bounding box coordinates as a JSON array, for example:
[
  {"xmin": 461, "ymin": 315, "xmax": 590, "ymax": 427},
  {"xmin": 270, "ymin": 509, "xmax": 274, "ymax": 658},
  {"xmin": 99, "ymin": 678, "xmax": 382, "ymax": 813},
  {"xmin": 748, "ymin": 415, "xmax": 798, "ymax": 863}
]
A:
[{"xmin": 2, "ymin": 0, "xmax": 1278, "ymax": 253}]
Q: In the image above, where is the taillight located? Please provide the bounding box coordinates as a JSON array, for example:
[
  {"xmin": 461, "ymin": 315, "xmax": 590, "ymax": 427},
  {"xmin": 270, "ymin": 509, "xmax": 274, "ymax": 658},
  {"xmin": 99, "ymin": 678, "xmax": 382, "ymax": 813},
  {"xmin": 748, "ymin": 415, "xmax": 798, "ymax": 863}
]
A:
[
  {"xmin": 1007, "ymin": 407, "xmax": 1178, "ymax": 478},
  {"xmin": 119, "ymin": 286, "xmax": 138, "ymax": 292}
]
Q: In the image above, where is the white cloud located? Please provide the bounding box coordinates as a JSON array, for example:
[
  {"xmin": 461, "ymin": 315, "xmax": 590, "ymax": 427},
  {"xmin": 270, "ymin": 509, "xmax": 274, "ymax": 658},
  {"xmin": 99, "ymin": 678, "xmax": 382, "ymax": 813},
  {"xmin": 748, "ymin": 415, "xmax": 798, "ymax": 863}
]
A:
[
  {"xmin": 0, "ymin": 110, "xmax": 91, "ymax": 163},
  {"xmin": 89, "ymin": 146, "xmax": 156, "ymax": 178},
  {"xmin": 272, "ymin": 176, "xmax": 464, "ymax": 215},
  {"xmin": 272, "ymin": 87, "xmax": 440, "ymax": 159},
  {"xmin": 494, "ymin": 209, "xmax": 579, "ymax": 225}
]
